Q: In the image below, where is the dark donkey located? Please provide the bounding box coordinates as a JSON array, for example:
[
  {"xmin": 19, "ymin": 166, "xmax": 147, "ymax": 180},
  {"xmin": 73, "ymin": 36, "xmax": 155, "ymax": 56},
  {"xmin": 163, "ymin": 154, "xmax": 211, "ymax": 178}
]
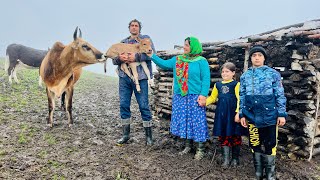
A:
[
  {"xmin": 5, "ymin": 44, "xmax": 48, "ymax": 85},
  {"xmin": 40, "ymin": 27, "xmax": 106, "ymax": 127}
]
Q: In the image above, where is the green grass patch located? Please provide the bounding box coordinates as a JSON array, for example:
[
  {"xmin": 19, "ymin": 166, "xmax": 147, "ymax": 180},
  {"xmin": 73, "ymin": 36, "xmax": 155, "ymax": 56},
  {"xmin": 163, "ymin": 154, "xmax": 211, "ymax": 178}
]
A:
[
  {"xmin": 43, "ymin": 134, "xmax": 56, "ymax": 145},
  {"xmin": 52, "ymin": 174, "xmax": 66, "ymax": 180},
  {"xmin": 38, "ymin": 150, "xmax": 48, "ymax": 159},
  {"xmin": 0, "ymin": 150, "xmax": 8, "ymax": 157}
]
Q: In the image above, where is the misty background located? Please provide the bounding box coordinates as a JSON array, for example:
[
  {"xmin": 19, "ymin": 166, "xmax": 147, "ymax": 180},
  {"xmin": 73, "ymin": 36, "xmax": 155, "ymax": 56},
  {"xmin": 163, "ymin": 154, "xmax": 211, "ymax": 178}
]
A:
[{"xmin": 0, "ymin": 0, "xmax": 319, "ymax": 76}]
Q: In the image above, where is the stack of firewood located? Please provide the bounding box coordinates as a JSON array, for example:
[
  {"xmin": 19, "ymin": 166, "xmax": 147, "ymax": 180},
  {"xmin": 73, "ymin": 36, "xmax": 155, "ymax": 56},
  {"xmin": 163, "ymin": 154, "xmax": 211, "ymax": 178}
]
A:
[{"xmin": 151, "ymin": 19, "xmax": 320, "ymax": 159}]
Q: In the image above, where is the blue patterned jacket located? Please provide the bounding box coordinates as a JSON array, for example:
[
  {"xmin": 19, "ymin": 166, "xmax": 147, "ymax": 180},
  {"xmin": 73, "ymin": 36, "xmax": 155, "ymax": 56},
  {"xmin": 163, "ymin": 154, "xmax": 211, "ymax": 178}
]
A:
[{"xmin": 239, "ymin": 65, "xmax": 287, "ymax": 128}]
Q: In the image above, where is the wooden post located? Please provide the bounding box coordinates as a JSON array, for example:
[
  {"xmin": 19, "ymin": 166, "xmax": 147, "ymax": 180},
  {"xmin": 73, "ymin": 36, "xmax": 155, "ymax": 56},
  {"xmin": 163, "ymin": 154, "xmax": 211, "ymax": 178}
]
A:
[{"xmin": 308, "ymin": 73, "xmax": 320, "ymax": 161}]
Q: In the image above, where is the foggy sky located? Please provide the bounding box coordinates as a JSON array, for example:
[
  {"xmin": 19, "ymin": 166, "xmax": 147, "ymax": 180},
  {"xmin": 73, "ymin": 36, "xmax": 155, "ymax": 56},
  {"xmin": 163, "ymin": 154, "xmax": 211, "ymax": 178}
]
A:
[{"xmin": 1, "ymin": 0, "xmax": 319, "ymax": 75}]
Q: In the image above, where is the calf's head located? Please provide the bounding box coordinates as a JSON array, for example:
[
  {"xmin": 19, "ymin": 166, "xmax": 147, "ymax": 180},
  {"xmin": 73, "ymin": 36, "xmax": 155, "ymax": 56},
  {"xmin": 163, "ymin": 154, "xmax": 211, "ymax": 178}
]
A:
[{"xmin": 137, "ymin": 38, "xmax": 153, "ymax": 57}]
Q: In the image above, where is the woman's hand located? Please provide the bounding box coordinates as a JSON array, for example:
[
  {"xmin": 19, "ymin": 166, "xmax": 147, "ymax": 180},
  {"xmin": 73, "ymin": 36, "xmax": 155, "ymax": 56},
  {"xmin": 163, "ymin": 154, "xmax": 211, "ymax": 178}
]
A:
[
  {"xmin": 234, "ymin": 113, "xmax": 240, "ymax": 123},
  {"xmin": 240, "ymin": 117, "xmax": 247, "ymax": 128},
  {"xmin": 197, "ymin": 95, "xmax": 206, "ymax": 107}
]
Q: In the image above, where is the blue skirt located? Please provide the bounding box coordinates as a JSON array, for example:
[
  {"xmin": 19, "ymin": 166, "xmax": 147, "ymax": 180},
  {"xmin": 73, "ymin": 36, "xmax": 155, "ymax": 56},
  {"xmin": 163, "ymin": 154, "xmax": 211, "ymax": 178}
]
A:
[{"xmin": 170, "ymin": 94, "xmax": 209, "ymax": 142}]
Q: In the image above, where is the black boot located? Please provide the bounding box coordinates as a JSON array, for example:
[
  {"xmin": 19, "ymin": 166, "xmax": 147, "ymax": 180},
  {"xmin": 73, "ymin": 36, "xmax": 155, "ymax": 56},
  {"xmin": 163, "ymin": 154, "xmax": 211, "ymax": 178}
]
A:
[
  {"xmin": 194, "ymin": 142, "xmax": 205, "ymax": 160},
  {"xmin": 117, "ymin": 124, "xmax": 130, "ymax": 145},
  {"xmin": 179, "ymin": 139, "xmax": 192, "ymax": 155},
  {"xmin": 230, "ymin": 145, "xmax": 240, "ymax": 167},
  {"xmin": 264, "ymin": 155, "xmax": 276, "ymax": 180},
  {"xmin": 253, "ymin": 152, "xmax": 263, "ymax": 180},
  {"xmin": 221, "ymin": 146, "xmax": 231, "ymax": 168},
  {"xmin": 144, "ymin": 127, "xmax": 153, "ymax": 145}
]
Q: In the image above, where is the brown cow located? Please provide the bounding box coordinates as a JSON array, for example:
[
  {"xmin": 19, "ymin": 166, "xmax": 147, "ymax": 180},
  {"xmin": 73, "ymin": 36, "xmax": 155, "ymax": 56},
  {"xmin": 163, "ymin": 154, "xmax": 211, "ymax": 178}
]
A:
[{"xmin": 40, "ymin": 27, "xmax": 106, "ymax": 127}]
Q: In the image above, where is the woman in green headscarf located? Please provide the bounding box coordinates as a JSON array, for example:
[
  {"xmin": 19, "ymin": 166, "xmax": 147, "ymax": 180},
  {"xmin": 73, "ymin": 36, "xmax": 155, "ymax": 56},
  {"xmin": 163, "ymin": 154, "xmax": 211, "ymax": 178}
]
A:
[{"xmin": 151, "ymin": 37, "xmax": 210, "ymax": 160}]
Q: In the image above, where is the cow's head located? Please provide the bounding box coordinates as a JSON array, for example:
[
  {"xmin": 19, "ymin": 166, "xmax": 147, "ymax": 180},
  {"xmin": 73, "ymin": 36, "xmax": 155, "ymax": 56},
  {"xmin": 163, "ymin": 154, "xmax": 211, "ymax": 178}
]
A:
[
  {"xmin": 71, "ymin": 27, "xmax": 106, "ymax": 65},
  {"xmin": 137, "ymin": 38, "xmax": 153, "ymax": 57}
]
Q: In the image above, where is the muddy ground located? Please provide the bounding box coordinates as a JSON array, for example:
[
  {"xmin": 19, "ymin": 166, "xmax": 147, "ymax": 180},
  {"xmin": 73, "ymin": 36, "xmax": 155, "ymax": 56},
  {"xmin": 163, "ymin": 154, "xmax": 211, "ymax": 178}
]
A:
[{"xmin": 0, "ymin": 61, "xmax": 319, "ymax": 180}]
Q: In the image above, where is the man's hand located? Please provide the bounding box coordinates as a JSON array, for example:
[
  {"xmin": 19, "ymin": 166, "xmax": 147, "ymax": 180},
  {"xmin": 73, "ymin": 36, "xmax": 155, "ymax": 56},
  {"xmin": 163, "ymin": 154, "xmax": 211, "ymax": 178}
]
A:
[
  {"xmin": 119, "ymin": 52, "xmax": 128, "ymax": 62},
  {"xmin": 277, "ymin": 117, "xmax": 286, "ymax": 126},
  {"xmin": 126, "ymin": 52, "xmax": 135, "ymax": 63},
  {"xmin": 197, "ymin": 95, "xmax": 206, "ymax": 107},
  {"xmin": 240, "ymin": 117, "xmax": 247, "ymax": 128}
]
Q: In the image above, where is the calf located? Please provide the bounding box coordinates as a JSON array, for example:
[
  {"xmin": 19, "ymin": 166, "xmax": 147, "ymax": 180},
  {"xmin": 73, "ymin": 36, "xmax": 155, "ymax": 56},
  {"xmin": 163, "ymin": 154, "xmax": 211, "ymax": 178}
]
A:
[
  {"xmin": 5, "ymin": 44, "xmax": 48, "ymax": 86},
  {"xmin": 40, "ymin": 27, "xmax": 106, "ymax": 127},
  {"xmin": 104, "ymin": 38, "xmax": 153, "ymax": 92}
]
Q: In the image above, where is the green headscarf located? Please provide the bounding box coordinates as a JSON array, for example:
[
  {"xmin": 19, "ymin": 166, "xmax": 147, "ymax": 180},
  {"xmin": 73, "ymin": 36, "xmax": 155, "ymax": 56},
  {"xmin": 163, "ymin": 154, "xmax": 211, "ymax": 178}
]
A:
[
  {"xmin": 178, "ymin": 36, "xmax": 204, "ymax": 62},
  {"xmin": 176, "ymin": 36, "xmax": 205, "ymax": 96}
]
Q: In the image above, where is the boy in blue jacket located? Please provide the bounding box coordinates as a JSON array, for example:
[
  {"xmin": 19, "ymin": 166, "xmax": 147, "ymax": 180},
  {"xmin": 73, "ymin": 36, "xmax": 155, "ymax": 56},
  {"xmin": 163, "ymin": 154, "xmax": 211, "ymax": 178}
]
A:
[{"xmin": 239, "ymin": 45, "xmax": 287, "ymax": 180}]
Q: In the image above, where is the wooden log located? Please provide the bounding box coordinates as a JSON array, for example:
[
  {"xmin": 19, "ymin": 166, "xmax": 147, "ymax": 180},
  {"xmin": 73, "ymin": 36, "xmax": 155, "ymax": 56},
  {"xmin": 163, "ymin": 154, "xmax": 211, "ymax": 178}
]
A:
[
  {"xmin": 202, "ymin": 41, "xmax": 225, "ymax": 47},
  {"xmin": 300, "ymin": 70, "xmax": 316, "ymax": 77},
  {"xmin": 202, "ymin": 46, "xmax": 223, "ymax": 52},
  {"xmin": 206, "ymin": 112, "xmax": 215, "ymax": 118},
  {"xmin": 294, "ymin": 150, "xmax": 310, "ymax": 158},
  {"xmin": 158, "ymin": 82, "xmax": 173, "ymax": 87},
  {"xmin": 206, "ymin": 104, "xmax": 217, "ymax": 111},
  {"xmin": 210, "ymin": 71, "xmax": 221, "ymax": 78},
  {"xmin": 308, "ymin": 45, "xmax": 320, "ymax": 60},
  {"xmin": 206, "ymin": 52, "xmax": 221, "ymax": 58},
  {"xmin": 290, "ymin": 86, "xmax": 312, "ymax": 95},
  {"xmin": 207, "ymin": 118, "xmax": 215, "ymax": 124},
  {"xmin": 248, "ymin": 35, "xmax": 276, "ymax": 42},
  {"xmin": 223, "ymin": 42, "xmax": 251, "ymax": 48},
  {"xmin": 287, "ymin": 143, "xmax": 301, "ymax": 152},
  {"xmin": 209, "ymin": 64, "xmax": 220, "ymax": 69},
  {"xmin": 289, "ymin": 73, "xmax": 302, "ymax": 81},
  {"xmin": 157, "ymin": 92, "xmax": 173, "ymax": 98},
  {"xmin": 278, "ymin": 127, "xmax": 290, "ymax": 134},
  {"xmin": 207, "ymin": 57, "xmax": 218, "ymax": 63},
  {"xmin": 307, "ymin": 34, "xmax": 320, "ymax": 39},
  {"xmin": 158, "ymin": 87, "xmax": 171, "ymax": 92},
  {"xmin": 156, "ymin": 107, "xmax": 172, "ymax": 114},
  {"xmin": 159, "ymin": 77, "xmax": 173, "ymax": 82},
  {"xmin": 211, "ymin": 78, "xmax": 223, "ymax": 83},
  {"xmin": 291, "ymin": 61, "xmax": 303, "ymax": 71},
  {"xmin": 279, "ymin": 70, "xmax": 295, "ymax": 77},
  {"xmin": 157, "ymin": 103, "xmax": 172, "ymax": 109},
  {"xmin": 311, "ymin": 59, "xmax": 320, "ymax": 69},
  {"xmin": 282, "ymin": 79, "xmax": 311, "ymax": 87},
  {"xmin": 159, "ymin": 71, "xmax": 173, "ymax": 76}
]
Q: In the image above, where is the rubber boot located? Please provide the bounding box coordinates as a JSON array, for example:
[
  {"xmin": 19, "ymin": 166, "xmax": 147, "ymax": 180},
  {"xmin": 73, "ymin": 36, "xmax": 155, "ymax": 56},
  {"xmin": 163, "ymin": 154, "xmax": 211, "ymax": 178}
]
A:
[
  {"xmin": 194, "ymin": 142, "xmax": 205, "ymax": 160},
  {"xmin": 179, "ymin": 139, "xmax": 192, "ymax": 155},
  {"xmin": 144, "ymin": 127, "xmax": 153, "ymax": 145},
  {"xmin": 264, "ymin": 154, "xmax": 276, "ymax": 180},
  {"xmin": 221, "ymin": 146, "xmax": 231, "ymax": 168},
  {"xmin": 230, "ymin": 145, "xmax": 240, "ymax": 167},
  {"xmin": 253, "ymin": 152, "xmax": 263, "ymax": 180},
  {"xmin": 117, "ymin": 124, "xmax": 130, "ymax": 145}
]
